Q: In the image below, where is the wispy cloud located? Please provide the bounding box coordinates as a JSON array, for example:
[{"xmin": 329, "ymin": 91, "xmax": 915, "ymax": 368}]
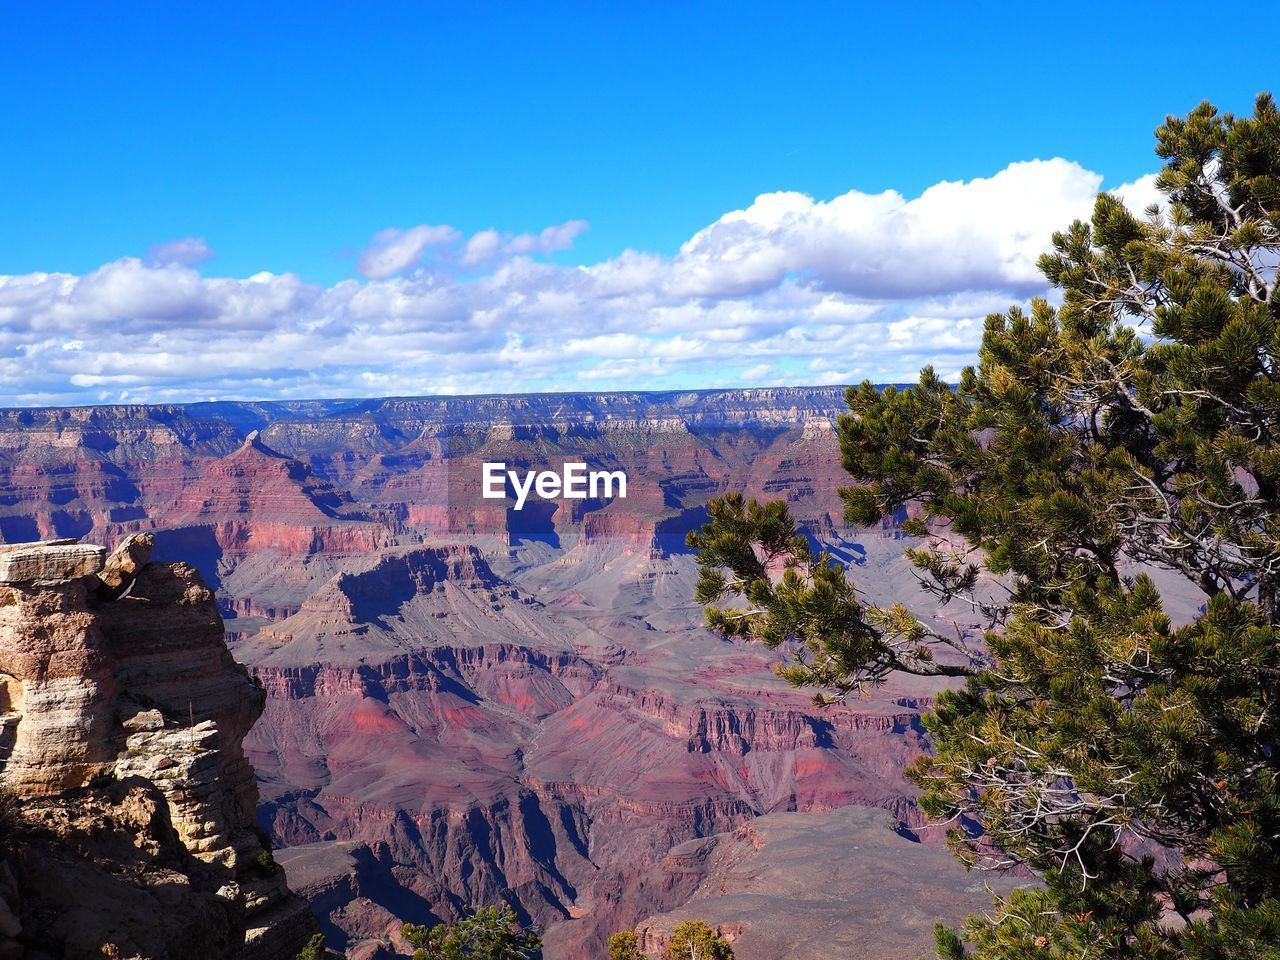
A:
[
  {"xmin": 356, "ymin": 224, "xmax": 462, "ymax": 279},
  {"xmin": 146, "ymin": 236, "xmax": 214, "ymax": 266},
  {"xmin": 461, "ymin": 220, "xmax": 589, "ymax": 267},
  {"xmin": 0, "ymin": 160, "xmax": 1151, "ymax": 406}
]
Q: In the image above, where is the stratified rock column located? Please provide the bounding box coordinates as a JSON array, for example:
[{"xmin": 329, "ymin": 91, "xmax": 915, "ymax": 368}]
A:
[
  {"xmin": 0, "ymin": 537, "xmax": 318, "ymax": 960},
  {"xmin": 99, "ymin": 558, "xmax": 268, "ymax": 868},
  {"xmin": 0, "ymin": 541, "xmax": 116, "ymax": 794}
]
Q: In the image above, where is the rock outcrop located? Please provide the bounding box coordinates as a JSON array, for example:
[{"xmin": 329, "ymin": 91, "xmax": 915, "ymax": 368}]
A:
[
  {"xmin": 625, "ymin": 806, "xmax": 1016, "ymax": 960},
  {"xmin": 0, "ymin": 537, "xmax": 317, "ymax": 960}
]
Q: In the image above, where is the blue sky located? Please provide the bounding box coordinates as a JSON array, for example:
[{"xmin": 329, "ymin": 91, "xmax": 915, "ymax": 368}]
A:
[{"xmin": 0, "ymin": 2, "xmax": 1272, "ymax": 404}]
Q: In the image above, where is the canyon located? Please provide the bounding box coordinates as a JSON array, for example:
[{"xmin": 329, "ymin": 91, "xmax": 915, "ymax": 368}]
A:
[{"xmin": 0, "ymin": 388, "xmax": 1005, "ymax": 958}]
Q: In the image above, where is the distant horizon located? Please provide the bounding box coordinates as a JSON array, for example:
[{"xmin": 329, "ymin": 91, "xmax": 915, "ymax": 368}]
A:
[{"xmin": 2, "ymin": 380, "xmax": 914, "ymax": 415}]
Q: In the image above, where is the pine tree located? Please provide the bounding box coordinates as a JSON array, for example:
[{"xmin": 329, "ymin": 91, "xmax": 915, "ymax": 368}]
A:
[
  {"xmin": 402, "ymin": 906, "xmax": 542, "ymax": 960},
  {"xmin": 608, "ymin": 930, "xmax": 646, "ymax": 960},
  {"xmin": 664, "ymin": 920, "xmax": 733, "ymax": 960},
  {"xmin": 295, "ymin": 933, "xmax": 326, "ymax": 960},
  {"xmin": 688, "ymin": 95, "xmax": 1280, "ymax": 959}
]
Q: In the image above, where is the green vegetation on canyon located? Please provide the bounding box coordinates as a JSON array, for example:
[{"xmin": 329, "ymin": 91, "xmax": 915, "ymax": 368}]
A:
[
  {"xmin": 663, "ymin": 921, "xmax": 734, "ymax": 960},
  {"xmin": 403, "ymin": 906, "xmax": 543, "ymax": 960},
  {"xmin": 607, "ymin": 931, "xmax": 646, "ymax": 960},
  {"xmin": 604, "ymin": 931, "xmax": 645, "ymax": 960},
  {"xmin": 690, "ymin": 94, "xmax": 1280, "ymax": 958}
]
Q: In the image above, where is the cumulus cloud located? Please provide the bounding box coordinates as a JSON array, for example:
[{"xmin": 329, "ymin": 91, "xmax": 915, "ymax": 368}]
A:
[
  {"xmin": 1111, "ymin": 173, "xmax": 1164, "ymax": 216},
  {"xmin": 0, "ymin": 159, "xmax": 1159, "ymax": 407},
  {"xmin": 665, "ymin": 159, "xmax": 1102, "ymax": 299}
]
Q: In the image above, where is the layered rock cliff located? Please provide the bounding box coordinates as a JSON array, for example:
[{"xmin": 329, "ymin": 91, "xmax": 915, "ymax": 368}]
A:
[
  {"xmin": 230, "ymin": 542, "xmax": 953, "ymax": 957},
  {"xmin": 0, "ymin": 537, "xmax": 317, "ymax": 960}
]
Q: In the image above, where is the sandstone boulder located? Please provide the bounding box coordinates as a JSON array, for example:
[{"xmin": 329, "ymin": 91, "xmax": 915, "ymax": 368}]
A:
[
  {"xmin": 0, "ymin": 541, "xmax": 104, "ymax": 584},
  {"xmin": 92, "ymin": 531, "xmax": 155, "ymax": 600}
]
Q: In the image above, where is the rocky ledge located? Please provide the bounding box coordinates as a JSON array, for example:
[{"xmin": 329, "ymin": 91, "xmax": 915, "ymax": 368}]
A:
[{"xmin": 0, "ymin": 536, "xmax": 317, "ymax": 960}]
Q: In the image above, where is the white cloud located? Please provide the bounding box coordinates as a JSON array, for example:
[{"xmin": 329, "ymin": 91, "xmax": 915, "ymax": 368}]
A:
[
  {"xmin": 357, "ymin": 225, "xmax": 461, "ymax": 279},
  {"xmin": 147, "ymin": 236, "xmax": 213, "ymax": 266},
  {"xmin": 461, "ymin": 219, "xmax": 588, "ymax": 266},
  {"xmin": 666, "ymin": 158, "xmax": 1102, "ymax": 299},
  {"xmin": 0, "ymin": 160, "xmax": 1159, "ymax": 407},
  {"xmin": 740, "ymin": 363, "xmax": 777, "ymax": 382},
  {"xmin": 1111, "ymin": 173, "xmax": 1163, "ymax": 216},
  {"xmin": 360, "ymin": 220, "xmax": 590, "ymax": 277}
]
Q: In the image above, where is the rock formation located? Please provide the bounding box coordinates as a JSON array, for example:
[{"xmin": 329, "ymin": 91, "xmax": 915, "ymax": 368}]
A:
[{"xmin": 0, "ymin": 536, "xmax": 317, "ymax": 959}]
